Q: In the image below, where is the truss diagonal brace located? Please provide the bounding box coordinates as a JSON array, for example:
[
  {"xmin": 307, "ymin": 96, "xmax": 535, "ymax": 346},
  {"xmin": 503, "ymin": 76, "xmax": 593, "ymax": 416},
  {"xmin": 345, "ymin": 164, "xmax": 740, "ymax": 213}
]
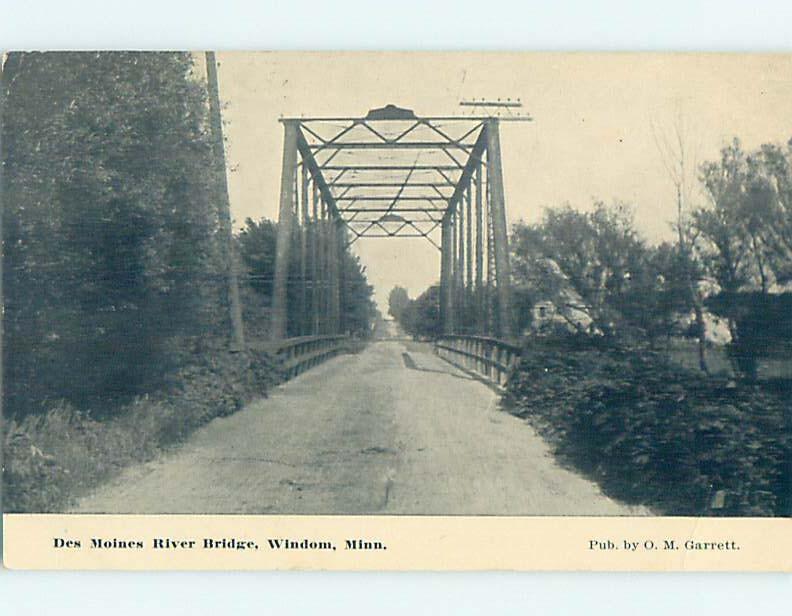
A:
[
  {"xmin": 443, "ymin": 127, "xmax": 489, "ymax": 222},
  {"xmin": 295, "ymin": 126, "xmax": 340, "ymax": 219}
]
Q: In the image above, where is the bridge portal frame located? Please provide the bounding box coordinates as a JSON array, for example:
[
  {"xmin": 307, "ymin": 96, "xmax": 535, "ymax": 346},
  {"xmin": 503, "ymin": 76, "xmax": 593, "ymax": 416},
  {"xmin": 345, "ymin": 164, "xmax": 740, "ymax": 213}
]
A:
[{"xmin": 270, "ymin": 105, "xmax": 527, "ymax": 341}]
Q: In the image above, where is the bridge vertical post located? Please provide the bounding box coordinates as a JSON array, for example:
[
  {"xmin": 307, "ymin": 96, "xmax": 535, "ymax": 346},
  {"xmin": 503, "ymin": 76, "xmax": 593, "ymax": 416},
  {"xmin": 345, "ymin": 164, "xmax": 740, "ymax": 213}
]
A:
[
  {"xmin": 465, "ymin": 181, "xmax": 473, "ymax": 327},
  {"xmin": 485, "ymin": 167, "xmax": 494, "ymax": 334},
  {"xmin": 456, "ymin": 203, "xmax": 464, "ymax": 332},
  {"xmin": 311, "ymin": 183, "xmax": 320, "ymax": 335},
  {"xmin": 328, "ymin": 216, "xmax": 341, "ymax": 334},
  {"xmin": 440, "ymin": 216, "xmax": 454, "ymax": 334},
  {"xmin": 474, "ymin": 164, "xmax": 484, "ymax": 331},
  {"xmin": 300, "ymin": 164, "xmax": 309, "ymax": 335},
  {"xmin": 317, "ymin": 196, "xmax": 327, "ymax": 334},
  {"xmin": 452, "ymin": 209, "xmax": 459, "ymax": 332},
  {"xmin": 270, "ymin": 120, "xmax": 299, "ymax": 341},
  {"xmin": 485, "ymin": 119, "xmax": 514, "ymax": 338},
  {"xmin": 337, "ymin": 222, "xmax": 347, "ymax": 334}
]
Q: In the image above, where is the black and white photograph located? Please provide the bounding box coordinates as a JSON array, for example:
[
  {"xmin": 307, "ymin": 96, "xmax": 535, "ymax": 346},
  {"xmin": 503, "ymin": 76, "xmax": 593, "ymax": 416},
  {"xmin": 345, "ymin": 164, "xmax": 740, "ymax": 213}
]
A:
[{"xmin": 2, "ymin": 51, "xmax": 790, "ymax": 528}]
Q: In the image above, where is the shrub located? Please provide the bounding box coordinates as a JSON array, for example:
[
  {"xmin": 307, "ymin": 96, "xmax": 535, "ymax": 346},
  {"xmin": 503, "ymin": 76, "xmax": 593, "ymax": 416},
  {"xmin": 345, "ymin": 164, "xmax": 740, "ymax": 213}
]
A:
[
  {"xmin": 503, "ymin": 340, "xmax": 791, "ymax": 516},
  {"xmin": 2, "ymin": 348, "xmax": 279, "ymax": 513},
  {"xmin": 707, "ymin": 292, "xmax": 792, "ymax": 380}
]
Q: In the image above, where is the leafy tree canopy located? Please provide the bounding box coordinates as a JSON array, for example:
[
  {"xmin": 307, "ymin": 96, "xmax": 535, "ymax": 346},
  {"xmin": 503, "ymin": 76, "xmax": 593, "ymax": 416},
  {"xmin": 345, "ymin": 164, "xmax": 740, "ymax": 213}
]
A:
[
  {"xmin": 387, "ymin": 286, "xmax": 411, "ymax": 321},
  {"xmin": 3, "ymin": 52, "xmax": 224, "ymax": 415}
]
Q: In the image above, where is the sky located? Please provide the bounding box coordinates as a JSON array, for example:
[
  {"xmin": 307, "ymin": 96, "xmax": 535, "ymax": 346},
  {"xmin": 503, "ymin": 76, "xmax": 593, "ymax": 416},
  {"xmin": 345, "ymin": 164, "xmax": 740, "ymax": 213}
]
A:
[{"xmin": 212, "ymin": 52, "xmax": 792, "ymax": 312}]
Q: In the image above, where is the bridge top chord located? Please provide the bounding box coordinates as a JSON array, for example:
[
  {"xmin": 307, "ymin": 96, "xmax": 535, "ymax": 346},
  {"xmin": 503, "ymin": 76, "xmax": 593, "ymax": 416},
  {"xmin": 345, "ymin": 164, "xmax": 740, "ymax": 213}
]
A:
[{"xmin": 279, "ymin": 105, "xmax": 529, "ymax": 245}]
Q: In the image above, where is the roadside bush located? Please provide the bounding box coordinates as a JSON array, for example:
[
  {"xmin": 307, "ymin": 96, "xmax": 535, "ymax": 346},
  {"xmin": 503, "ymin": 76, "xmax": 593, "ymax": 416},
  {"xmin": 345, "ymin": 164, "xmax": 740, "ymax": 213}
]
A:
[
  {"xmin": 707, "ymin": 292, "xmax": 792, "ymax": 380},
  {"xmin": 2, "ymin": 348, "xmax": 279, "ymax": 513},
  {"xmin": 503, "ymin": 340, "xmax": 791, "ymax": 516}
]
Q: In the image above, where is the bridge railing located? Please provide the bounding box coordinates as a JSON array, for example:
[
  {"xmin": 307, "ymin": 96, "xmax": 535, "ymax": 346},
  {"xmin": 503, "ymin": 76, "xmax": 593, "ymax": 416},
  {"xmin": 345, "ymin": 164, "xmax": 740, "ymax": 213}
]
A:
[
  {"xmin": 256, "ymin": 335, "xmax": 350, "ymax": 381},
  {"xmin": 434, "ymin": 335, "xmax": 522, "ymax": 388}
]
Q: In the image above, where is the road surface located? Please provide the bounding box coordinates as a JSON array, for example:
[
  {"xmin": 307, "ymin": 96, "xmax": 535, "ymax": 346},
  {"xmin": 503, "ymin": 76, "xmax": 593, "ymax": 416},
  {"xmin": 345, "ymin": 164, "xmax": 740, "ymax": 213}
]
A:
[{"xmin": 76, "ymin": 341, "xmax": 645, "ymax": 515}]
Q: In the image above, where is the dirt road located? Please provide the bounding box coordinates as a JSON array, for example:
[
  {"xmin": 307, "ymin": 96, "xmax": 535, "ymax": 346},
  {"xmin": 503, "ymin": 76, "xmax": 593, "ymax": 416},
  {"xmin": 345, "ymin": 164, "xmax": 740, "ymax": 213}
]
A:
[{"xmin": 76, "ymin": 341, "xmax": 644, "ymax": 515}]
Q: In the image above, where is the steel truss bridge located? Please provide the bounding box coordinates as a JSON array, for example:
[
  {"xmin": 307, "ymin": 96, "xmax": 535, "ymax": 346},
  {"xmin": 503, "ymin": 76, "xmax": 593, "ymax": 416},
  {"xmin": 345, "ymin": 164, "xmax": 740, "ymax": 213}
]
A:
[{"xmin": 267, "ymin": 104, "xmax": 529, "ymax": 386}]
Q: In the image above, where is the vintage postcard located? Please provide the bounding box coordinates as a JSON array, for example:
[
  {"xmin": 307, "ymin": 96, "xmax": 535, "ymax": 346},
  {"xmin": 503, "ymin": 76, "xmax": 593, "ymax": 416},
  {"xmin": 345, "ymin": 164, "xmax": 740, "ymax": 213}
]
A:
[{"xmin": 1, "ymin": 52, "xmax": 790, "ymax": 571}]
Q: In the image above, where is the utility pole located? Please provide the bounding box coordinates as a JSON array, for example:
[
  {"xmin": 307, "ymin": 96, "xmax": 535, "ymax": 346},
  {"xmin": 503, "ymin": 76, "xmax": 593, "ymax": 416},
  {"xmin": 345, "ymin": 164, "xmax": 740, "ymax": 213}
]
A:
[
  {"xmin": 0, "ymin": 54, "xmax": 8, "ymax": 425},
  {"xmin": 205, "ymin": 51, "xmax": 245, "ymax": 351},
  {"xmin": 271, "ymin": 120, "xmax": 298, "ymax": 340}
]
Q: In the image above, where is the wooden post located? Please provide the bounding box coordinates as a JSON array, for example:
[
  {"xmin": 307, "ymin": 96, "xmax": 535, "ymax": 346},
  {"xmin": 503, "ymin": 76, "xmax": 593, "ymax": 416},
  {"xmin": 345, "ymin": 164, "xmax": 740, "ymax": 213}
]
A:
[
  {"xmin": 0, "ymin": 55, "xmax": 8, "ymax": 407},
  {"xmin": 205, "ymin": 52, "xmax": 245, "ymax": 350},
  {"xmin": 485, "ymin": 119, "xmax": 513, "ymax": 338},
  {"xmin": 270, "ymin": 120, "xmax": 299, "ymax": 340}
]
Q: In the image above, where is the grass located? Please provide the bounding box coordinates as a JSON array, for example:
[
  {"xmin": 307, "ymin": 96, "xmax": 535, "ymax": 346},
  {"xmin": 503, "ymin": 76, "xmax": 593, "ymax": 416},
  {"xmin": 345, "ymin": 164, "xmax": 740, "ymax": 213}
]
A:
[
  {"xmin": 665, "ymin": 339, "xmax": 792, "ymax": 380},
  {"xmin": 2, "ymin": 347, "xmax": 280, "ymax": 513}
]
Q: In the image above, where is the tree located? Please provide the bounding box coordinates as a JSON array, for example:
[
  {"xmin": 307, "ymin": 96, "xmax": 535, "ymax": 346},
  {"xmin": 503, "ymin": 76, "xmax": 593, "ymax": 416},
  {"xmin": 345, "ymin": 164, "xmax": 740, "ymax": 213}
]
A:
[
  {"xmin": 694, "ymin": 137, "xmax": 792, "ymax": 377},
  {"xmin": 236, "ymin": 217, "xmax": 377, "ymax": 337},
  {"xmin": 511, "ymin": 201, "xmax": 652, "ymax": 339},
  {"xmin": 340, "ymin": 252, "xmax": 377, "ymax": 337},
  {"xmin": 648, "ymin": 241, "xmax": 705, "ymax": 340},
  {"xmin": 235, "ymin": 217, "xmax": 278, "ymax": 337},
  {"xmin": 400, "ymin": 285, "xmax": 441, "ymax": 340},
  {"xmin": 387, "ymin": 286, "xmax": 411, "ymax": 321},
  {"xmin": 3, "ymin": 52, "xmax": 225, "ymax": 416},
  {"xmin": 695, "ymin": 137, "xmax": 792, "ymax": 293},
  {"xmin": 755, "ymin": 140, "xmax": 792, "ymax": 281},
  {"xmin": 707, "ymin": 291, "xmax": 792, "ymax": 380},
  {"xmin": 237, "ymin": 217, "xmax": 278, "ymax": 297},
  {"xmin": 696, "ymin": 140, "xmax": 755, "ymax": 298},
  {"xmin": 651, "ymin": 112, "xmax": 709, "ymax": 371}
]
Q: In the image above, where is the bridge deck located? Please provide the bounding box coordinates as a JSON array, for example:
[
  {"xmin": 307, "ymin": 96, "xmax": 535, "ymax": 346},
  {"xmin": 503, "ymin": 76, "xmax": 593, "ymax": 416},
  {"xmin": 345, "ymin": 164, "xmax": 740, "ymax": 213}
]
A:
[{"xmin": 75, "ymin": 341, "xmax": 645, "ymax": 515}]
